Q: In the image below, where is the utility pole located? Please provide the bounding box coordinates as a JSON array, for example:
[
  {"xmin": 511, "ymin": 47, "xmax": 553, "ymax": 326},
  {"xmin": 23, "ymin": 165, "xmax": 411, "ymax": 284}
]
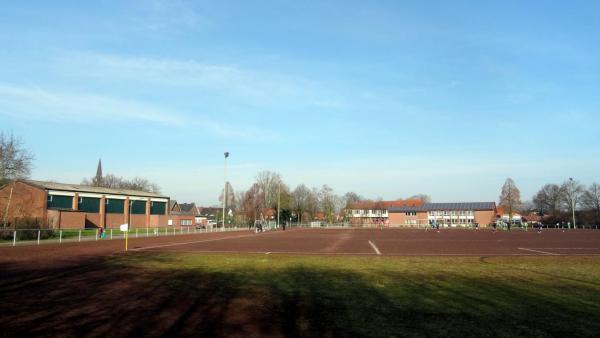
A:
[{"xmin": 223, "ymin": 152, "xmax": 229, "ymax": 230}]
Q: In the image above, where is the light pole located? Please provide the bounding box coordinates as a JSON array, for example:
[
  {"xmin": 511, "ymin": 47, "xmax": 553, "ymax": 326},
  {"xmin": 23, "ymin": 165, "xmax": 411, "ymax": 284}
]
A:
[
  {"xmin": 570, "ymin": 177, "xmax": 576, "ymax": 230},
  {"xmin": 222, "ymin": 152, "xmax": 229, "ymax": 231},
  {"xmin": 125, "ymin": 198, "xmax": 134, "ymax": 252},
  {"xmin": 277, "ymin": 181, "xmax": 281, "ymax": 228}
]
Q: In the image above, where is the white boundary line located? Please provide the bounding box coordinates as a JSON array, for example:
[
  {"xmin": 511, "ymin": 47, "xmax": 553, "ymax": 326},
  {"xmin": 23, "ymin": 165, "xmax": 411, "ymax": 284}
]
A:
[
  {"xmin": 518, "ymin": 247, "xmax": 559, "ymax": 255},
  {"xmin": 368, "ymin": 240, "xmax": 382, "ymax": 255},
  {"xmin": 533, "ymin": 248, "xmax": 599, "ymax": 250},
  {"xmin": 136, "ymin": 250, "xmax": 600, "ymax": 256},
  {"xmin": 131, "ymin": 233, "xmax": 259, "ymax": 251}
]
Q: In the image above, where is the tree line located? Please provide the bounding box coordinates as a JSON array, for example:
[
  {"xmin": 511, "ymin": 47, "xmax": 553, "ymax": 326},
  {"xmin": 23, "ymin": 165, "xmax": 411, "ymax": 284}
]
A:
[
  {"xmin": 499, "ymin": 177, "xmax": 600, "ymax": 226},
  {"xmin": 530, "ymin": 180, "xmax": 600, "ymax": 225},
  {"xmin": 218, "ymin": 170, "xmax": 430, "ymax": 225},
  {"xmin": 80, "ymin": 174, "xmax": 161, "ymax": 194}
]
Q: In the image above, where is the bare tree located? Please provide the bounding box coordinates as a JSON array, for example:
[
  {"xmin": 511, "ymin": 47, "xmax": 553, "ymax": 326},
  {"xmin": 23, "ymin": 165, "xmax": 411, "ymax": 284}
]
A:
[
  {"xmin": 533, "ymin": 184, "xmax": 563, "ymax": 217},
  {"xmin": 255, "ymin": 170, "xmax": 282, "ymax": 211},
  {"xmin": 561, "ymin": 179, "xmax": 585, "ymax": 227},
  {"xmin": 343, "ymin": 192, "xmax": 363, "ymax": 208},
  {"xmin": 319, "ymin": 185, "xmax": 336, "ymax": 223},
  {"xmin": 306, "ymin": 187, "xmax": 320, "ymax": 221},
  {"xmin": 582, "ymin": 183, "xmax": 600, "ymax": 224},
  {"xmin": 241, "ymin": 183, "xmax": 264, "ymax": 223},
  {"xmin": 519, "ymin": 200, "xmax": 535, "ymax": 214},
  {"xmin": 291, "ymin": 184, "xmax": 310, "ymax": 224},
  {"xmin": 1, "ymin": 132, "xmax": 34, "ymax": 227},
  {"xmin": 499, "ymin": 178, "xmax": 521, "ymax": 226},
  {"xmin": 408, "ymin": 194, "xmax": 432, "ymax": 203},
  {"xmin": 81, "ymin": 173, "xmax": 160, "ymax": 193},
  {"xmin": 219, "ymin": 181, "xmax": 236, "ymax": 209},
  {"xmin": 0, "ymin": 132, "xmax": 34, "ymax": 184}
]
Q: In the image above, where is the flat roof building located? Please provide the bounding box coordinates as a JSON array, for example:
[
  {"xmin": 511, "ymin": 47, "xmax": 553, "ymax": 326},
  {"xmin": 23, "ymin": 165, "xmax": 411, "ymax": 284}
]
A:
[
  {"xmin": 345, "ymin": 199, "xmax": 424, "ymax": 224},
  {"xmin": 388, "ymin": 202, "xmax": 497, "ymax": 227},
  {"xmin": 0, "ymin": 180, "xmax": 170, "ymax": 229}
]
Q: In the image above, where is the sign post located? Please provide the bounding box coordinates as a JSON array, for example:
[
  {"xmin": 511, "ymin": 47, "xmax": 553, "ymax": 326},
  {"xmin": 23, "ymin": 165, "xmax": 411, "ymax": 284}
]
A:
[{"xmin": 120, "ymin": 223, "xmax": 129, "ymax": 251}]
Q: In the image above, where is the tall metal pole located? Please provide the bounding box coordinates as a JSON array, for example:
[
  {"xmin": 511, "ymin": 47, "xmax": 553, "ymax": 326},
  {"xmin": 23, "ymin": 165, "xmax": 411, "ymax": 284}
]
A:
[
  {"xmin": 277, "ymin": 181, "xmax": 281, "ymax": 228},
  {"xmin": 570, "ymin": 177, "xmax": 576, "ymax": 229},
  {"xmin": 126, "ymin": 199, "xmax": 133, "ymax": 251},
  {"xmin": 223, "ymin": 152, "xmax": 229, "ymax": 230}
]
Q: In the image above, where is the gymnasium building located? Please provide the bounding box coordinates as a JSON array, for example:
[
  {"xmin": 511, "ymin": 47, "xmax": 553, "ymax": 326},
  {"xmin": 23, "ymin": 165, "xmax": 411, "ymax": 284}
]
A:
[{"xmin": 0, "ymin": 180, "xmax": 170, "ymax": 229}]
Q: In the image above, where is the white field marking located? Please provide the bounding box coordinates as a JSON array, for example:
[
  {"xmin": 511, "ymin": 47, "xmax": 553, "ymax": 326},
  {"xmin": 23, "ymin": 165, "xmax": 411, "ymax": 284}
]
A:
[
  {"xmin": 154, "ymin": 250, "xmax": 377, "ymax": 255},
  {"xmin": 131, "ymin": 233, "xmax": 261, "ymax": 251},
  {"xmin": 534, "ymin": 248, "xmax": 599, "ymax": 250},
  {"xmin": 368, "ymin": 240, "xmax": 382, "ymax": 255},
  {"xmin": 518, "ymin": 247, "xmax": 559, "ymax": 255},
  {"xmin": 145, "ymin": 250, "xmax": 600, "ymax": 256}
]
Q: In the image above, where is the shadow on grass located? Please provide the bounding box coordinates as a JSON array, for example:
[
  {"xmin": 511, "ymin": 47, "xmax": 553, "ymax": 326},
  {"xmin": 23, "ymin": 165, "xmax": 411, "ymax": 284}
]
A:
[{"xmin": 1, "ymin": 254, "xmax": 600, "ymax": 338}]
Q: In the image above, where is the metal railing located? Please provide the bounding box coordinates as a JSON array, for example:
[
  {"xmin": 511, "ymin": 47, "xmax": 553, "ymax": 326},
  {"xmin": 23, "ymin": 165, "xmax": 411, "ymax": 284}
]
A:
[{"xmin": 0, "ymin": 225, "xmax": 248, "ymax": 247}]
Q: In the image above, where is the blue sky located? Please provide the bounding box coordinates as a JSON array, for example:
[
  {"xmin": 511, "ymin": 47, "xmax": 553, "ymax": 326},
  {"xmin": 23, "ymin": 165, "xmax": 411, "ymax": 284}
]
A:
[{"xmin": 1, "ymin": 0, "xmax": 599, "ymax": 205}]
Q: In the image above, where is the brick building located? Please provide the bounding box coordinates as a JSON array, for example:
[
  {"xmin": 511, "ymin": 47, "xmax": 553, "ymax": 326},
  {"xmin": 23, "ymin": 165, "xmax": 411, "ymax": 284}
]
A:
[
  {"xmin": 345, "ymin": 199, "xmax": 424, "ymax": 224},
  {"xmin": 388, "ymin": 202, "xmax": 497, "ymax": 227},
  {"xmin": 169, "ymin": 201, "xmax": 200, "ymax": 227},
  {"xmin": 0, "ymin": 180, "xmax": 170, "ymax": 229}
]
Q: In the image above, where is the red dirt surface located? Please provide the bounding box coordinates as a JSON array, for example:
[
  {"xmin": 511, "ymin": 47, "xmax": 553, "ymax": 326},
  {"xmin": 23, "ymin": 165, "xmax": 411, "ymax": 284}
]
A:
[
  {"xmin": 1, "ymin": 228, "xmax": 600, "ymax": 337},
  {"xmin": 2, "ymin": 228, "xmax": 599, "ymax": 267},
  {"xmin": 140, "ymin": 228, "xmax": 600, "ymax": 256}
]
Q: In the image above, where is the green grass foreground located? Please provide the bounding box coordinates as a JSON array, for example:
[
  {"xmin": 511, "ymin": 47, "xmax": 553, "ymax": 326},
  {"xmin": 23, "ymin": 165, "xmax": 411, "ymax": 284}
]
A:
[{"xmin": 112, "ymin": 254, "xmax": 600, "ymax": 337}]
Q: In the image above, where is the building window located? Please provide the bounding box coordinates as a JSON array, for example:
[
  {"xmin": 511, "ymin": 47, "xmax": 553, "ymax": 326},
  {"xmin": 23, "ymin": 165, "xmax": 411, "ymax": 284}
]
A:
[
  {"xmin": 78, "ymin": 197, "xmax": 100, "ymax": 213},
  {"xmin": 130, "ymin": 200, "xmax": 146, "ymax": 214},
  {"xmin": 180, "ymin": 219, "xmax": 192, "ymax": 226},
  {"xmin": 47, "ymin": 195, "xmax": 73, "ymax": 209},
  {"xmin": 106, "ymin": 199, "xmax": 125, "ymax": 214},
  {"xmin": 151, "ymin": 201, "xmax": 166, "ymax": 215}
]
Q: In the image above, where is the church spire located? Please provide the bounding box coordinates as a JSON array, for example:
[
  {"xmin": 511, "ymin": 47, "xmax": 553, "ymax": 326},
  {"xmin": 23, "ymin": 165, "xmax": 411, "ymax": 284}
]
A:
[{"xmin": 94, "ymin": 159, "xmax": 103, "ymax": 187}]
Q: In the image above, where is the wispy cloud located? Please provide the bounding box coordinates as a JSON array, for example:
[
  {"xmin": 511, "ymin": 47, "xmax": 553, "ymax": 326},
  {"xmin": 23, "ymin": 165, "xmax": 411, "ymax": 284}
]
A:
[
  {"xmin": 56, "ymin": 52, "xmax": 346, "ymax": 108},
  {"xmin": 0, "ymin": 83, "xmax": 279, "ymax": 141},
  {"xmin": 0, "ymin": 83, "xmax": 182, "ymax": 126},
  {"xmin": 130, "ymin": 0, "xmax": 209, "ymax": 32}
]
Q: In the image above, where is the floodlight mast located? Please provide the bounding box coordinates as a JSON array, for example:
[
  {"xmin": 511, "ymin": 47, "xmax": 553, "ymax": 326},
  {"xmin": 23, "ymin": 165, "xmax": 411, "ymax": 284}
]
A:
[
  {"xmin": 570, "ymin": 177, "xmax": 576, "ymax": 229},
  {"xmin": 223, "ymin": 152, "xmax": 229, "ymax": 231}
]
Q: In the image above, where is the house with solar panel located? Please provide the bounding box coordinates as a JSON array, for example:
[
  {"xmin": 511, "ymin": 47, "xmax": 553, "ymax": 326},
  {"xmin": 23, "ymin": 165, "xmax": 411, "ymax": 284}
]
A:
[
  {"xmin": 168, "ymin": 201, "xmax": 200, "ymax": 227},
  {"xmin": 388, "ymin": 202, "xmax": 497, "ymax": 227}
]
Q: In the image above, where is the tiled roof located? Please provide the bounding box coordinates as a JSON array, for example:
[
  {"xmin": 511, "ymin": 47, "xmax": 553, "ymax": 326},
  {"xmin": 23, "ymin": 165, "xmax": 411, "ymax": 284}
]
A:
[
  {"xmin": 179, "ymin": 203, "xmax": 197, "ymax": 213},
  {"xmin": 24, "ymin": 179, "xmax": 169, "ymax": 198},
  {"xmin": 389, "ymin": 202, "xmax": 496, "ymax": 213},
  {"xmin": 496, "ymin": 206, "xmax": 521, "ymax": 216},
  {"xmin": 199, "ymin": 207, "xmax": 220, "ymax": 217}
]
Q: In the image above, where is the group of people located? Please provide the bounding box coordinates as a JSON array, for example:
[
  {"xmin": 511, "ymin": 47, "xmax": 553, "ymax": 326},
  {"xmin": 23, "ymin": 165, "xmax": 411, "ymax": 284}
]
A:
[{"xmin": 254, "ymin": 221, "xmax": 287, "ymax": 233}]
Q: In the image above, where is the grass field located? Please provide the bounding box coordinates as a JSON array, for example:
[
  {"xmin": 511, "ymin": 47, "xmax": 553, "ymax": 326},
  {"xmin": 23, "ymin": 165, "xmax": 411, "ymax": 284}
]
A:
[{"xmin": 107, "ymin": 254, "xmax": 600, "ymax": 336}]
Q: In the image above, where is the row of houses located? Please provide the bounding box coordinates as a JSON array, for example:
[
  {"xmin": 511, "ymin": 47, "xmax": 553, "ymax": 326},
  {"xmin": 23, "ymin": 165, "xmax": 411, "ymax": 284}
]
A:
[{"xmin": 0, "ymin": 180, "xmax": 222, "ymax": 229}]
